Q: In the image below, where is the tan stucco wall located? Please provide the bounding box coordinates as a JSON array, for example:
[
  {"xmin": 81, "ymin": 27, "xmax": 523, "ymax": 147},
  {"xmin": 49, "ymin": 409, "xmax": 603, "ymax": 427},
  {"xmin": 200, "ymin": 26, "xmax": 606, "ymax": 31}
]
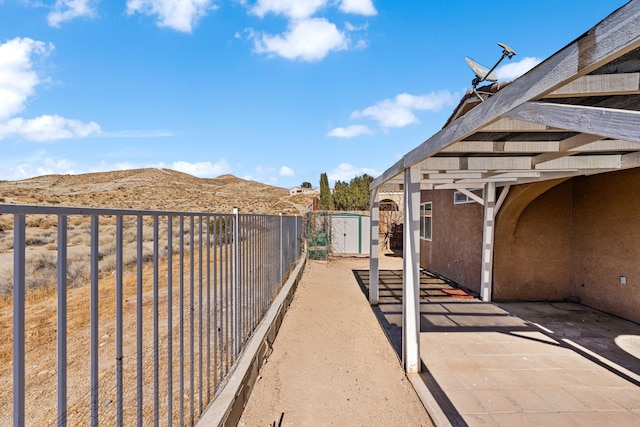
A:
[
  {"xmin": 570, "ymin": 168, "xmax": 640, "ymax": 323},
  {"xmin": 493, "ymin": 181, "xmax": 573, "ymax": 301},
  {"xmin": 493, "ymin": 169, "xmax": 640, "ymax": 323},
  {"xmin": 420, "ymin": 189, "xmax": 483, "ymax": 293}
]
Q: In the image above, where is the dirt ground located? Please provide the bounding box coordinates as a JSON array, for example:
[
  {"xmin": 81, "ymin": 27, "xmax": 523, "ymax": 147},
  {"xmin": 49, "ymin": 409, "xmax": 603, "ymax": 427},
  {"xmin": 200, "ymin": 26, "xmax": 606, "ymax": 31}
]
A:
[{"xmin": 238, "ymin": 256, "xmax": 432, "ymax": 426}]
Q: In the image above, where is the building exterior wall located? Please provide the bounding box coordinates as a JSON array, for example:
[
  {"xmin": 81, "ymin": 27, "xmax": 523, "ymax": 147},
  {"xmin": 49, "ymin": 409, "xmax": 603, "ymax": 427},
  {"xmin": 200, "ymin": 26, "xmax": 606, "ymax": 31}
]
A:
[
  {"xmin": 493, "ymin": 181, "xmax": 573, "ymax": 301},
  {"xmin": 420, "ymin": 189, "xmax": 483, "ymax": 293},
  {"xmin": 492, "ymin": 169, "xmax": 640, "ymax": 323},
  {"xmin": 570, "ymin": 168, "xmax": 640, "ymax": 323},
  {"xmin": 421, "ymin": 168, "xmax": 640, "ymax": 323}
]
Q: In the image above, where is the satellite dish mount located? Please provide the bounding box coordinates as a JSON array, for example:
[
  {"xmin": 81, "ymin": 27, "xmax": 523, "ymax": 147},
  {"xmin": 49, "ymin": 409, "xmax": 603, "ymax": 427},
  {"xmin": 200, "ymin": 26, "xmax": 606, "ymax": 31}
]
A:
[{"xmin": 465, "ymin": 42, "xmax": 516, "ymax": 101}]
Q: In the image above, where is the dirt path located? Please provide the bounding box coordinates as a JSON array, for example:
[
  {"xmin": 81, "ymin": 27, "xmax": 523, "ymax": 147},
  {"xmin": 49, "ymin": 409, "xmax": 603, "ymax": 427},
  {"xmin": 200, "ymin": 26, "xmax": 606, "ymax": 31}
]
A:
[{"xmin": 239, "ymin": 256, "xmax": 432, "ymax": 426}]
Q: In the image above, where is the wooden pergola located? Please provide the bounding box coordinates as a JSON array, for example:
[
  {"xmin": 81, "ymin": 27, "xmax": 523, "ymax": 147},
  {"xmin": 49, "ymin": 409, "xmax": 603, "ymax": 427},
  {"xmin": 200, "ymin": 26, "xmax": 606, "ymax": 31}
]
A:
[{"xmin": 369, "ymin": 0, "xmax": 640, "ymax": 373}]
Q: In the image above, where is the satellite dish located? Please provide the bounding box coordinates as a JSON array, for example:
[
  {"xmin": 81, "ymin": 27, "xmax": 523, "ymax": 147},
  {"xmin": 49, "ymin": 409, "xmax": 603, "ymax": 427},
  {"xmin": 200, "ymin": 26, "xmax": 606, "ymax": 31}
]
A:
[
  {"xmin": 466, "ymin": 41, "xmax": 517, "ymax": 101},
  {"xmin": 498, "ymin": 42, "xmax": 516, "ymax": 58},
  {"xmin": 465, "ymin": 57, "xmax": 498, "ymax": 82}
]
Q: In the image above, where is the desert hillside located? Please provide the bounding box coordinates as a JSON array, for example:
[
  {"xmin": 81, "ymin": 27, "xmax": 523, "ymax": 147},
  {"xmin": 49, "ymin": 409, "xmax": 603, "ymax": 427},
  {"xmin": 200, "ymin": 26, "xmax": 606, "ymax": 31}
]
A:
[{"xmin": 0, "ymin": 168, "xmax": 313, "ymax": 215}]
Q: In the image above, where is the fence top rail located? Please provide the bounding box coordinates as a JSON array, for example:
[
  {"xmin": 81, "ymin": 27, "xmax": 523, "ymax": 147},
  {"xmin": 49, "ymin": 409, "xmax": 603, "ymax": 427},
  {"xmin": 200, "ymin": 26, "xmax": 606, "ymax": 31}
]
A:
[{"xmin": 0, "ymin": 204, "xmax": 299, "ymax": 218}]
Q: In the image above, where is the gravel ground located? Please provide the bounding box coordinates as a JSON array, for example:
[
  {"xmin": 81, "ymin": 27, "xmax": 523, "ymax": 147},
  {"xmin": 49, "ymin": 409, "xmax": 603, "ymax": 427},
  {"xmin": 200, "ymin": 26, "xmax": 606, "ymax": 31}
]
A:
[{"xmin": 239, "ymin": 256, "xmax": 432, "ymax": 426}]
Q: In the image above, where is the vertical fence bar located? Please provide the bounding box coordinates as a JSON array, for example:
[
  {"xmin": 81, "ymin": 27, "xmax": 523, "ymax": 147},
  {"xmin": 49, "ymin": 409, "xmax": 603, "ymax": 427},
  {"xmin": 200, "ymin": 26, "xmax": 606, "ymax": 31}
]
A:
[
  {"xmin": 224, "ymin": 216, "xmax": 229, "ymax": 373},
  {"xmin": 179, "ymin": 216, "xmax": 185, "ymax": 427},
  {"xmin": 233, "ymin": 209, "xmax": 239, "ymax": 356},
  {"xmin": 57, "ymin": 214, "xmax": 68, "ymax": 427},
  {"xmin": 136, "ymin": 215, "xmax": 143, "ymax": 427},
  {"xmin": 205, "ymin": 215, "xmax": 211, "ymax": 403},
  {"xmin": 115, "ymin": 216, "xmax": 124, "ymax": 427},
  {"xmin": 90, "ymin": 215, "xmax": 99, "ymax": 426},
  {"xmin": 279, "ymin": 213, "xmax": 283, "ymax": 285},
  {"xmin": 167, "ymin": 216, "xmax": 173, "ymax": 427},
  {"xmin": 213, "ymin": 215, "xmax": 218, "ymax": 390},
  {"xmin": 198, "ymin": 215, "xmax": 203, "ymax": 416},
  {"xmin": 153, "ymin": 216, "xmax": 160, "ymax": 427},
  {"xmin": 13, "ymin": 214, "xmax": 26, "ymax": 427},
  {"xmin": 189, "ymin": 216, "xmax": 195, "ymax": 424}
]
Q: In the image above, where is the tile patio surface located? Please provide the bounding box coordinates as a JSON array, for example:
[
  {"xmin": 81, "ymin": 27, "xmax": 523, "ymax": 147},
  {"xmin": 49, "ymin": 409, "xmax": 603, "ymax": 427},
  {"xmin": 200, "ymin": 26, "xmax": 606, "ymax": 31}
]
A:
[{"xmin": 354, "ymin": 266, "xmax": 640, "ymax": 426}]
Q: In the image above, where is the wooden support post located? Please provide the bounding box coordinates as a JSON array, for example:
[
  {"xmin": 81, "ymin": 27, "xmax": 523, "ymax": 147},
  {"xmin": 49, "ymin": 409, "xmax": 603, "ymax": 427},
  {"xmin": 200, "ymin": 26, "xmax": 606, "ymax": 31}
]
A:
[
  {"xmin": 480, "ymin": 182, "xmax": 497, "ymax": 302},
  {"xmin": 369, "ymin": 188, "xmax": 380, "ymax": 305},
  {"xmin": 403, "ymin": 166, "xmax": 421, "ymax": 373}
]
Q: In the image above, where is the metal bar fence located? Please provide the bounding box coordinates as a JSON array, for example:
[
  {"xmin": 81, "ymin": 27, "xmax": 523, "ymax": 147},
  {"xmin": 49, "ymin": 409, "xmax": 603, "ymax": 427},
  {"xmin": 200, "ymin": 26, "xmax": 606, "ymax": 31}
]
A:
[{"xmin": 0, "ymin": 204, "xmax": 302, "ymax": 426}]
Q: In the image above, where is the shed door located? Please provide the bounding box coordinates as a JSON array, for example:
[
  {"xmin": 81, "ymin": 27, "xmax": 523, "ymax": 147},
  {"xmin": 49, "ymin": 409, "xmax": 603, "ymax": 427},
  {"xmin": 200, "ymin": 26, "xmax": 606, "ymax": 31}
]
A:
[{"xmin": 331, "ymin": 217, "xmax": 360, "ymax": 254}]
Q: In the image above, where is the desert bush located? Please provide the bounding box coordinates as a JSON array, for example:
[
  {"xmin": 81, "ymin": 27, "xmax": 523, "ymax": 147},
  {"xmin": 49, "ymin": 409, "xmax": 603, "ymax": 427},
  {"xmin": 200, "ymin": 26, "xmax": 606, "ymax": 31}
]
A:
[
  {"xmin": 25, "ymin": 252, "xmax": 58, "ymax": 291},
  {"xmin": 67, "ymin": 260, "xmax": 88, "ymax": 288},
  {"xmin": 0, "ymin": 234, "xmax": 13, "ymax": 251},
  {"xmin": 0, "ymin": 267, "xmax": 12, "ymax": 294},
  {"xmin": 99, "ymin": 253, "xmax": 116, "ymax": 273}
]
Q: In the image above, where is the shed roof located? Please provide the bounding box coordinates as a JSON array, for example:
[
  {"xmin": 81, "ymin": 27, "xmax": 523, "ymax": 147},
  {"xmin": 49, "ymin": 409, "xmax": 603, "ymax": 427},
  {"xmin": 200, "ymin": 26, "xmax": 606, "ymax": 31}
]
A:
[{"xmin": 372, "ymin": 1, "xmax": 640, "ymax": 192}]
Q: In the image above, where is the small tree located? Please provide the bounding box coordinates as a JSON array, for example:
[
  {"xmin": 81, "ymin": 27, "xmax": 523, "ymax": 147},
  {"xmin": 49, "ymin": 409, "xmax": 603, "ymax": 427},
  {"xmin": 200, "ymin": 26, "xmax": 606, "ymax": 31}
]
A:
[
  {"xmin": 318, "ymin": 173, "xmax": 334, "ymax": 210},
  {"xmin": 301, "ymin": 181, "xmax": 312, "ymax": 188},
  {"xmin": 332, "ymin": 181, "xmax": 351, "ymax": 211}
]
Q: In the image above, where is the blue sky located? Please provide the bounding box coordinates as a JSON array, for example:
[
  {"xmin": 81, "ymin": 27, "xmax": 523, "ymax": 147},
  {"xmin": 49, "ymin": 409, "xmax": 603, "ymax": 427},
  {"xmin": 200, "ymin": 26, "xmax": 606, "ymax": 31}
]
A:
[{"xmin": 0, "ymin": 0, "xmax": 629, "ymax": 188}]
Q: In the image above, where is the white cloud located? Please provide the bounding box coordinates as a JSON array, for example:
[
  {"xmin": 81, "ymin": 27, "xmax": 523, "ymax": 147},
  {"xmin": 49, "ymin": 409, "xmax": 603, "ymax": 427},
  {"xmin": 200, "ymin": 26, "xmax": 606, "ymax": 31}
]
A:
[
  {"xmin": 170, "ymin": 159, "xmax": 231, "ymax": 177},
  {"xmin": 328, "ymin": 162, "xmax": 377, "ymax": 183},
  {"xmin": 0, "ymin": 37, "xmax": 102, "ymax": 142},
  {"xmin": 0, "ymin": 115, "xmax": 101, "ymax": 141},
  {"xmin": 126, "ymin": 0, "xmax": 216, "ymax": 33},
  {"xmin": 339, "ymin": 0, "xmax": 377, "ymax": 16},
  {"xmin": 351, "ymin": 91, "xmax": 457, "ymax": 128},
  {"xmin": 279, "ymin": 166, "xmax": 294, "ymax": 176},
  {"xmin": 249, "ymin": 0, "xmax": 328, "ymax": 19},
  {"xmin": 47, "ymin": 0, "xmax": 97, "ymax": 27},
  {"xmin": 0, "ymin": 37, "xmax": 53, "ymax": 121},
  {"xmin": 327, "ymin": 124, "xmax": 373, "ymax": 138},
  {"xmin": 252, "ymin": 18, "xmax": 347, "ymax": 61},
  {"xmin": 496, "ymin": 57, "xmax": 542, "ymax": 80}
]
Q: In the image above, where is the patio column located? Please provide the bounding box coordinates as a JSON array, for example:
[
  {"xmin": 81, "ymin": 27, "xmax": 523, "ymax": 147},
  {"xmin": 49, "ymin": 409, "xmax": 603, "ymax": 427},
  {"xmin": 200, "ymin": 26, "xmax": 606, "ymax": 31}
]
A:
[
  {"xmin": 480, "ymin": 182, "xmax": 497, "ymax": 302},
  {"xmin": 369, "ymin": 188, "xmax": 380, "ymax": 305},
  {"xmin": 403, "ymin": 166, "xmax": 421, "ymax": 373}
]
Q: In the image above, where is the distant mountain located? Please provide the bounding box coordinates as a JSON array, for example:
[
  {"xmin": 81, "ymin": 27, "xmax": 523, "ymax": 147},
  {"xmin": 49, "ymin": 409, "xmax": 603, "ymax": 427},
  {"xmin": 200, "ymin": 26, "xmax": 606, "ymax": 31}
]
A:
[{"xmin": 0, "ymin": 168, "xmax": 312, "ymax": 215}]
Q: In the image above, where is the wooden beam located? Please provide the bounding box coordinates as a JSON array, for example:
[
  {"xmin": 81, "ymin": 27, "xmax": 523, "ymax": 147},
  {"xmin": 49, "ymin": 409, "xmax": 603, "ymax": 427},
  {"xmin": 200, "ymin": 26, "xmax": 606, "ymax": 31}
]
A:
[
  {"xmin": 545, "ymin": 73, "xmax": 640, "ymax": 97},
  {"xmin": 535, "ymin": 154, "xmax": 622, "ymax": 170},
  {"xmin": 403, "ymin": 167, "xmax": 421, "ymax": 373},
  {"xmin": 369, "ymin": 189, "xmax": 379, "ymax": 305},
  {"xmin": 505, "ymin": 102, "xmax": 640, "ymax": 143},
  {"xmin": 575, "ymin": 139, "xmax": 640, "ymax": 151},
  {"xmin": 622, "ymin": 151, "xmax": 640, "ymax": 168},
  {"xmin": 480, "ymin": 183, "xmax": 497, "ymax": 302},
  {"xmin": 480, "ymin": 117, "xmax": 563, "ymax": 132},
  {"xmin": 441, "ymin": 140, "xmax": 560, "ymax": 153},
  {"xmin": 457, "ymin": 188, "xmax": 485, "ymax": 206},
  {"xmin": 426, "ymin": 172, "xmax": 485, "ymax": 179},
  {"xmin": 467, "ymin": 157, "xmax": 532, "ymax": 170},
  {"xmin": 494, "ymin": 185, "xmax": 511, "ymax": 215},
  {"xmin": 533, "ymin": 133, "xmax": 603, "ymax": 165}
]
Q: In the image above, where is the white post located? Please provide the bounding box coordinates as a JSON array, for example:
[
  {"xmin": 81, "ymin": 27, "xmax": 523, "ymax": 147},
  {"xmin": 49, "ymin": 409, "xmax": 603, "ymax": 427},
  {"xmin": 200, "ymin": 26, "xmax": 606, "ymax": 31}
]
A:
[
  {"xmin": 369, "ymin": 188, "xmax": 380, "ymax": 305},
  {"xmin": 403, "ymin": 166, "xmax": 421, "ymax": 373},
  {"xmin": 480, "ymin": 182, "xmax": 497, "ymax": 302}
]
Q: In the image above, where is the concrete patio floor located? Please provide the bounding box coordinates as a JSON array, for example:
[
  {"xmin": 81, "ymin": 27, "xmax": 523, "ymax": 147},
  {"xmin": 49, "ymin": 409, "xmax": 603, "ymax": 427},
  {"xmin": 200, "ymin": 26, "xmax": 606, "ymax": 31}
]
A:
[{"xmin": 355, "ymin": 264, "xmax": 640, "ymax": 426}]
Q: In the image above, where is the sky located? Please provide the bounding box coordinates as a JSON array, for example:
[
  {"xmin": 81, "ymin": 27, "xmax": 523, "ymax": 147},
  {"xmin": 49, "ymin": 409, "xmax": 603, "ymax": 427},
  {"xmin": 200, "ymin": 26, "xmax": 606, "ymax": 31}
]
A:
[{"xmin": 0, "ymin": 0, "xmax": 630, "ymax": 189}]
